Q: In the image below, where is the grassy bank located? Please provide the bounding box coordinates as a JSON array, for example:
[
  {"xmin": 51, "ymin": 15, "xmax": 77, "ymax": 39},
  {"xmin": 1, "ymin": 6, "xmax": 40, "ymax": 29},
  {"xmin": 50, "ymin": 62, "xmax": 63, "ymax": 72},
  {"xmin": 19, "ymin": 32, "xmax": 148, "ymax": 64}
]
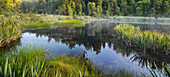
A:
[
  {"xmin": 56, "ymin": 20, "xmax": 85, "ymax": 25},
  {"xmin": 0, "ymin": 16, "xmax": 21, "ymax": 47},
  {"xmin": 114, "ymin": 24, "xmax": 170, "ymax": 55},
  {"xmin": 0, "ymin": 46, "xmax": 104, "ymax": 77},
  {"xmin": 23, "ymin": 23, "xmax": 52, "ymax": 28},
  {"xmin": 0, "ymin": 46, "xmax": 140, "ymax": 77}
]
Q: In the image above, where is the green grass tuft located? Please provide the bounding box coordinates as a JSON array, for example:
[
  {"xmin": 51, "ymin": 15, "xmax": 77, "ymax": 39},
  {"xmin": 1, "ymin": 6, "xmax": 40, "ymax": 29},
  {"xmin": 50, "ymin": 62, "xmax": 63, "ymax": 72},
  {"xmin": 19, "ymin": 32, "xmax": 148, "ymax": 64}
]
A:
[
  {"xmin": 0, "ymin": 46, "xmax": 104, "ymax": 77},
  {"xmin": 114, "ymin": 24, "xmax": 170, "ymax": 54}
]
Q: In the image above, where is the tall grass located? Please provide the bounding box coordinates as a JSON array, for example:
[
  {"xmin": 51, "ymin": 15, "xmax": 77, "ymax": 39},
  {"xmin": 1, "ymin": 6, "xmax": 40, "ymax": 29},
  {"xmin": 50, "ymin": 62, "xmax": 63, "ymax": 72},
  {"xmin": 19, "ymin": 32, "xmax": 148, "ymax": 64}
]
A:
[
  {"xmin": 114, "ymin": 24, "xmax": 170, "ymax": 55},
  {"xmin": 0, "ymin": 46, "xmax": 104, "ymax": 77},
  {"xmin": 0, "ymin": 16, "xmax": 21, "ymax": 47},
  {"xmin": 15, "ymin": 14, "xmax": 73, "ymax": 25}
]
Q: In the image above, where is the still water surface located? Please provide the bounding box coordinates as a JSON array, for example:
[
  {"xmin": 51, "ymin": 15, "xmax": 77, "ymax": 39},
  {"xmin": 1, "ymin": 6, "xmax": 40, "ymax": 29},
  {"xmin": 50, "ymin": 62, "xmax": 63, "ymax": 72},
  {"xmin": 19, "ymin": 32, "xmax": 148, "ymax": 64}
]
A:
[{"xmin": 19, "ymin": 20, "xmax": 170, "ymax": 76}]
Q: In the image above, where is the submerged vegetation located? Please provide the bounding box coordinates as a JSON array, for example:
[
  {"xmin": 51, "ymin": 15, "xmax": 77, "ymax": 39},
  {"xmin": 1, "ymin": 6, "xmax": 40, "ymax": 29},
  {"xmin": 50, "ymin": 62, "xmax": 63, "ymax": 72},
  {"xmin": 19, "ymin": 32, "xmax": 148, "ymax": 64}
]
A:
[
  {"xmin": 23, "ymin": 23, "xmax": 52, "ymax": 28},
  {"xmin": 0, "ymin": 16, "xmax": 21, "ymax": 47},
  {"xmin": 114, "ymin": 24, "xmax": 170, "ymax": 55},
  {"xmin": 0, "ymin": 46, "xmax": 104, "ymax": 77}
]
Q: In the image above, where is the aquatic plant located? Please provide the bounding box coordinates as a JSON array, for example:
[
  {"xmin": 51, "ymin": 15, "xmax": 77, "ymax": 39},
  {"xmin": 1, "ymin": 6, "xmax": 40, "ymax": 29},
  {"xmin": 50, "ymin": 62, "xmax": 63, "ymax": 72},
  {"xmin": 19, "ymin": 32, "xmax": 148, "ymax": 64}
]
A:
[
  {"xmin": 23, "ymin": 23, "xmax": 52, "ymax": 28},
  {"xmin": 143, "ymin": 63, "xmax": 170, "ymax": 77},
  {"xmin": 0, "ymin": 46, "xmax": 104, "ymax": 77},
  {"xmin": 114, "ymin": 24, "xmax": 170, "ymax": 55},
  {"xmin": 56, "ymin": 19, "xmax": 85, "ymax": 25},
  {"xmin": 0, "ymin": 16, "xmax": 21, "ymax": 47}
]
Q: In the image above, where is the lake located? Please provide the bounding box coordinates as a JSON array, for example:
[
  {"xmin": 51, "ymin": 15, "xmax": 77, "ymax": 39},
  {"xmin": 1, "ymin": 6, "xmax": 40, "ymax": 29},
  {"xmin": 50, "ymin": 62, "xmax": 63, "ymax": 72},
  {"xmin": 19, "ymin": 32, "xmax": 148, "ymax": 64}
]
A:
[{"xmin": 2, "ymin": 20, "xmax": 170, "ymax": 76}]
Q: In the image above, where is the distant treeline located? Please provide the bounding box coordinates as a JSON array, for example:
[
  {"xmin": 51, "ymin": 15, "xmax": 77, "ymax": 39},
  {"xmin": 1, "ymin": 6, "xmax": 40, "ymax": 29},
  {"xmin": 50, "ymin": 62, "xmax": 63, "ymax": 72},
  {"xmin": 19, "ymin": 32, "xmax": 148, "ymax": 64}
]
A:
[{"xmin": 0, "ymin": 0, "xmax": 169, "ymax": 17}]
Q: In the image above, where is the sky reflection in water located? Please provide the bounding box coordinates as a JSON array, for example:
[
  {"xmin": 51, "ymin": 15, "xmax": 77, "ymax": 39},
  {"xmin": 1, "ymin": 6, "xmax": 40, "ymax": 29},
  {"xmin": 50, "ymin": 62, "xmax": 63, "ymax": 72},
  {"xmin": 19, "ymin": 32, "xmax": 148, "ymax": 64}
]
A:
[{"xmin": 21, "ymin": 20, "xmax": 170, "ymax": 76}]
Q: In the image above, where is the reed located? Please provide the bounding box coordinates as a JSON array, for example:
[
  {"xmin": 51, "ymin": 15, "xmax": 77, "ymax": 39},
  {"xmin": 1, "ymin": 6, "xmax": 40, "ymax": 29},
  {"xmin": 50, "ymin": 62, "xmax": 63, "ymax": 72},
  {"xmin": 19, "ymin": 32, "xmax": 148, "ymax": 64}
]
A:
[
  {"xmin": 114, "ymin": 24, "xmax": 170, "ymax": 54},
  {"xmin": 0, "ymin": 46, "xmax": 104, "ymax": 77},
  {"xmin": 0, "ymin": 16, "xmax": 21, "ymax": 47}
]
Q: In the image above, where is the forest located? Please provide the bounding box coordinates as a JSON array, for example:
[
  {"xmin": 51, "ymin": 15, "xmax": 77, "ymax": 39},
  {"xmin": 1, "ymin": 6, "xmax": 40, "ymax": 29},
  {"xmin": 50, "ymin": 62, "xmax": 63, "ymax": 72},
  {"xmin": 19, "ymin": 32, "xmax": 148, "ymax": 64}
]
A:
[{"xmin": 0, "ymin": 0, "xmax": 169, "ymax": 17}]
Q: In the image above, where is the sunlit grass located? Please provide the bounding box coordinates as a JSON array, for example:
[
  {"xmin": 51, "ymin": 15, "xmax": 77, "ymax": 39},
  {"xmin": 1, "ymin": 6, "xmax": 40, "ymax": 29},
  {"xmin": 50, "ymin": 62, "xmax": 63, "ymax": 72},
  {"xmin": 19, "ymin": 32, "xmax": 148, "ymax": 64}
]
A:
[
  {"xmin": 0, "ymin": 16, "xmax": 21, "ymax": 47},
  {"xmin": 114, "ymin": 24, "xmax": 170, "ymax": 54},
  {"xmin": 48, "ymin": 55, "xmax": 104, "ymax": 77},
  {"xmin": 0, "ymin": 46, "xmax": 104, "ymax": 77},
  {"xmin": 23, "ymin": 23, "xmax": 52, "ymax": 28},
  {"xmin": 56, "ymin": 19, "xmax": 85, "ymax": 25}
]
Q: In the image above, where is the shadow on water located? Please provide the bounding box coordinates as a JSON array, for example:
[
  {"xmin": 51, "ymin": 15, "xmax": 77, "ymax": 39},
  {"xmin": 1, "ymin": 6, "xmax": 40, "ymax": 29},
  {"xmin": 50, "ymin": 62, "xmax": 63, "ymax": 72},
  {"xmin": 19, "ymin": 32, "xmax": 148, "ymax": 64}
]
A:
[
  {"xmin": 2, "ymin": 20, "xmax": 169, "ymax": 75},
  {"xmin": 112, "ymin": 37, "xmax": 170, "ymax": 68},
  {"xmin": 0, "ymin": 39, "xmax": 21, "ymax": 53}
]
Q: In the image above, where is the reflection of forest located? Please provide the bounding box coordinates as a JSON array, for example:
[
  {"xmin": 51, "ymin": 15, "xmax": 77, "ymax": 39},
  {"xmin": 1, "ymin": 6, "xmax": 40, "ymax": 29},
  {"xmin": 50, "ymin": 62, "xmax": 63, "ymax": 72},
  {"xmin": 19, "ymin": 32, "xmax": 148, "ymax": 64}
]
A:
[
  {"xmin": 24, "ymin": 21, "xmax": 170, "ymax": 69},
  {"xmin": 134, "ymin": 24, "xmax": 170, "ymax": 33},
  {"xmin": 112, "ymin": 38, "xmax": 170, "ymax": 69},
  {"xmin": 24, "ymin": 21, "xmax": 115, "ymax": 54}
]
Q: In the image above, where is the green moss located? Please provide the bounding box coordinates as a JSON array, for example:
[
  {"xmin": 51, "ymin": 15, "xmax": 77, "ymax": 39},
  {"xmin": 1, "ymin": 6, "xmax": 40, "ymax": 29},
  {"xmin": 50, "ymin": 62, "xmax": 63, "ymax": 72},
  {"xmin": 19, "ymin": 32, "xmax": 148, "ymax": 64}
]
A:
[
  {"xmin": 23, "ymin": 23, "xmax": 52, "ymax": 28},
  {"xmin": 56, "ymin": 19, "xmax": 85, "ymax": 25}
]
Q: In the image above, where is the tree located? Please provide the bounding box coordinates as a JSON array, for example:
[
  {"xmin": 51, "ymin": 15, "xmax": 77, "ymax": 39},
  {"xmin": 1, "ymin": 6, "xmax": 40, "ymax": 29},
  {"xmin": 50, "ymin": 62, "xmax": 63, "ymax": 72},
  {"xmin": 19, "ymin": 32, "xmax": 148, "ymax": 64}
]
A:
[
  {"xmin": 78, "ymin": 3, "xmax": 82, "ymax": 15},
  {"xmin": 43, "ymin": 0, "xmax": 47, "ymax": 13},
  {"xmin": 0, "ymin": 0, "xmax": 6, "ymax": 13},
  {"xmin": 96, "ymin": 0, "xmax": 102, "ymax": 17},
  {"xmin": 160, "ymin": 0, "xmax": 169, "ymax": 17},
  {"xmin": 129, "ymin": 0, "xmax": 136, "ymax": 15},
  {"xmin": 88, "ymin": 2, "xmax": 97, "ymax": 17},
  {"xmin": 121, "ymin": 0, "xmax": 128, "ymax": 16},
  {"xmin": 68, "ymin": 5, "xmax": 73, "ymax": 16}
]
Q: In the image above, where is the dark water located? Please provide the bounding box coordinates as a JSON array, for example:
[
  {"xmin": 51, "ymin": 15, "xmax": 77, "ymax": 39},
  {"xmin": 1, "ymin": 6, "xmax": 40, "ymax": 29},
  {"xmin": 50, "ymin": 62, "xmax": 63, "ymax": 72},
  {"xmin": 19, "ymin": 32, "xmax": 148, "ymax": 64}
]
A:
[{"xmin": 4, "ymin": 20, "xmax": 170, "ymax": 76}]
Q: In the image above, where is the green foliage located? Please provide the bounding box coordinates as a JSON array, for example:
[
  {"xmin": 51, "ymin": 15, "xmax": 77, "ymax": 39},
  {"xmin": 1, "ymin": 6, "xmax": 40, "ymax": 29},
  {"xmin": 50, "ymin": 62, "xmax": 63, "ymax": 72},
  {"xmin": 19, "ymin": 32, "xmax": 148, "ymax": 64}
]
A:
[
  {"xmin": 78, "ymin": 3, "xmax": 82, "ymax": 15},
  {"xmin": 88, "ymin": 2, "xmax": 97, "ymax": 17},
  {"xmin": 1, "ymin": 0, "xmax": 169, "ymax": 17},
  {"xmin": 68, "ymin": 5, "xmax": 73, "ymax": 16},
  {"xmin": 114, "ymin": 24, "xmax": 170, "ymax": 54}
]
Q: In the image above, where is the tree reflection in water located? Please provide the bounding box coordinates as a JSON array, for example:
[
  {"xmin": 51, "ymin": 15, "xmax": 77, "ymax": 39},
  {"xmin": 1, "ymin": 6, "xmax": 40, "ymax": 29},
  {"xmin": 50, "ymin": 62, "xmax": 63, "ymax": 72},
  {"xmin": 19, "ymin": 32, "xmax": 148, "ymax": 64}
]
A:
[{"xmin": 23, "ymin": 20, "xmax": 170, "ymax": 72}]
